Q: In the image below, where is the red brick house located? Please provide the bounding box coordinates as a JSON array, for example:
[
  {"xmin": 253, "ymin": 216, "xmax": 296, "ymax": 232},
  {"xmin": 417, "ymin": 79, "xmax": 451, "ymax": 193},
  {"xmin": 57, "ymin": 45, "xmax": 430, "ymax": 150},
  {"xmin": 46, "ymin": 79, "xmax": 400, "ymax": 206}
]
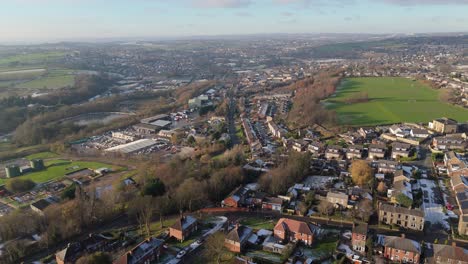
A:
[
  {"xmin": 222, "ymin": 186, "xmax": 250, "ymax": 208},
  {"xmin": 273, "ymin": 218, "xmax": 316, "ymax": 246},
  {"xmin": 351, "ymin": 223, "xmax": 368, "ymax": 254},
  {"xmin": 114, "ymin": 237, "xmax": 164, "ymax": 264},
  {"xmin": 224, "ymin": 225, "xmax": 253, "ymax": 253},
  {"xmin": 381, "ymin": 235, "xmax": 421, "ymax": 263},
  {"xmin": 169, "ymin": 215, "xmax": 198, "ymax": 241}
]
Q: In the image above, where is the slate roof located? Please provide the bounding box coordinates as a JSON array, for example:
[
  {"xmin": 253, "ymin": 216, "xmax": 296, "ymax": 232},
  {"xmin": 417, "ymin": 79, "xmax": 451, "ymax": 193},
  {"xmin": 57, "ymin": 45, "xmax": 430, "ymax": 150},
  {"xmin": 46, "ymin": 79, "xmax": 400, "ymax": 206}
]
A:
[
  {"xmin": 433, "ymin": 244, "xmax": 468, "ymax": 262},
  {"xmin": 226, "ymin": 225, "xmax": 253, "ymax": 243},
  {"xmin": 274, "ymin": 218, "xmax": 313, "ymax": 236},
  {"xmin": 379, "ymin": 203, "xmax": 424, "ymax": 217},
  {"xmin": 383, "ymin": 236, "xmax": 421, "ymax": 253},
  {"xmin": 352, "ymin": 223, "xmax": 368, "ymax": 235},
  {"xmin": 171, "ymin": 216, "xmax": 197, "ymax": 231}
]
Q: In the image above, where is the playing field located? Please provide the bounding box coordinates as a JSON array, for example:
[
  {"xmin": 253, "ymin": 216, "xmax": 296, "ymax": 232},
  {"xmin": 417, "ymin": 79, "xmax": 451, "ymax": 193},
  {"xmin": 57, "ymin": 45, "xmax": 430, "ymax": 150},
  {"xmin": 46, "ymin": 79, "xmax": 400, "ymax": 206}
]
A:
[
  {"xmin": 326, "ymin": 77, "xmax": 468, "ymax": 126},
  {"xmin": 0, "ymin": 159, "xmax": 121, "ymax": 185}
]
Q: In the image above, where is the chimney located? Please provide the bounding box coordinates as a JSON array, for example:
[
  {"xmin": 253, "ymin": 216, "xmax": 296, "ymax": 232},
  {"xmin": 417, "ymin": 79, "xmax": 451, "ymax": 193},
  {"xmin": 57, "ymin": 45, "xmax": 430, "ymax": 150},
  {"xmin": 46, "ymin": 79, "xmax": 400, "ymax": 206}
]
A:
[{"xmin": 401, "ymin": 233, "xmax": 405, "ymax": 238}]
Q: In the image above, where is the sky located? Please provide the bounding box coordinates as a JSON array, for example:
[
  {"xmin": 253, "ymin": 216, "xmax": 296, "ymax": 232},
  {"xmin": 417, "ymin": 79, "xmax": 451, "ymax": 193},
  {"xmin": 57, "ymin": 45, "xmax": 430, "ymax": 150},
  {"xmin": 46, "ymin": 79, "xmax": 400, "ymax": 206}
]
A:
[{"xmin": 0, "ymin": 0, "xmax": 467, "ymax": 42}]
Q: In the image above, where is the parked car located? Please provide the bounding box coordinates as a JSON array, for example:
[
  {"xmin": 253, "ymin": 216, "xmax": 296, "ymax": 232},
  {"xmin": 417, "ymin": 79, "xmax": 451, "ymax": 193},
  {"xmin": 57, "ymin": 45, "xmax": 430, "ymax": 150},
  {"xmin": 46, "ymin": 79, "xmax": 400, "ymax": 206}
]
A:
[{"xmin": 176, "ymin": 250, "xmax": 186, "ymax": 259}]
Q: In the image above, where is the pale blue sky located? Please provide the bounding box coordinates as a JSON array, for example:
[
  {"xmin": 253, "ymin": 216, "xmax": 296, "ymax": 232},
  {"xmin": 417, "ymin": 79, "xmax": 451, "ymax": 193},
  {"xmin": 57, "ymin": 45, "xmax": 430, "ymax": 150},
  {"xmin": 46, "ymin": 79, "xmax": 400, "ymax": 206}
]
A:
[{"xmin": 0, "ymin": 0, "xmax": 467, "ymax": 42}]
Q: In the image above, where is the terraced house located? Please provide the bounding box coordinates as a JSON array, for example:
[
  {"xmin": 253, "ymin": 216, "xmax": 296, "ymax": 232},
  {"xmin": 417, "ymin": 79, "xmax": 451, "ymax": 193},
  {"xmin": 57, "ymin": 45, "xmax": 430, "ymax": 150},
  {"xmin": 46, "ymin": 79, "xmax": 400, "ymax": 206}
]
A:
[
  {"xmin": 379, "ymin": 235, "xmax": 421, "ymax": 263},
  {"xmin": 378, "ymin": 203, "xmax": 424, "ymax": 231}
]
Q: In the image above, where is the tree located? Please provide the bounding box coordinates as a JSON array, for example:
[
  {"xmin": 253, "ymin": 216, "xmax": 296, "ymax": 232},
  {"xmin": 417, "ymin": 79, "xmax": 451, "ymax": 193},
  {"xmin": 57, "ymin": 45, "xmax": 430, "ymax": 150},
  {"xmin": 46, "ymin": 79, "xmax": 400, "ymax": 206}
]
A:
[
  {"xmin": 357, "ymin": 199, "xmax": 374, "ymax": 221},
  {"xmin": 129, "ymin": 196, "xmax": 154, "ymax": 237},
  {"xmin": 61, "ymin": 183, "xmax": 77, "ymax": 200},
  {"xmin": 5, "ymin": 178, "xmax": 35, "ymax": 193},
  {"xmin": 202, "ymin": 232, "xmax": 225, "ymax": 263},
  {"xmin": 298, "ymin": 201, "xmax": 309, "ymax": 216},
  {"xmin": 396, "ymin": 193, "xmax": 413, "ymax": 208},
  {"xmin": 141, "ymin": 178, "xmax": 166, "ymax": 197},
  {"xmin": 349, "ymin": 160, "xmax": 373, "ymax": 186},
  {"xmin": 76, "ymin": 252, "xmax": 112, "ymax": 264},
  {"xmin": 318, "ymin": 200, "xmax": 334, "ymax": 216},
  {"xmin": 305, "ymin": 191, "xmax": 316, "ymax": 206},
  {"xmin": 376, "ymin": 181, "xmax": 387, "ymax": 194}
]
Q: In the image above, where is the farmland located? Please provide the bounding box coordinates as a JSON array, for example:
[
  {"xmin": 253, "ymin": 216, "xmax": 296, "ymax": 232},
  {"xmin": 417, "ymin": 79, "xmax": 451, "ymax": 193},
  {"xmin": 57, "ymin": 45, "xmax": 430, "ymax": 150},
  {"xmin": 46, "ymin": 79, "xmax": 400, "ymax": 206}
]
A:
[
  {"xmin": 326, "ymin": 77, "xmax": 468, "ymax": 126},
  {"xmin": 0, "ymin": 51, "xmax": 75, "ymax": 96}
]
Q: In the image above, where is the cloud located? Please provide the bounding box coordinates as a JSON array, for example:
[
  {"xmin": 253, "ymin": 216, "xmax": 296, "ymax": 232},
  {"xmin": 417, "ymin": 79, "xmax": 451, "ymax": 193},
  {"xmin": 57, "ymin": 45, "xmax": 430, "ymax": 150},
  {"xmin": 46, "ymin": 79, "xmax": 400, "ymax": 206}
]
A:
[{"xmin": 235, "ymin": 11, "xmax": 252, "ymax": 16}]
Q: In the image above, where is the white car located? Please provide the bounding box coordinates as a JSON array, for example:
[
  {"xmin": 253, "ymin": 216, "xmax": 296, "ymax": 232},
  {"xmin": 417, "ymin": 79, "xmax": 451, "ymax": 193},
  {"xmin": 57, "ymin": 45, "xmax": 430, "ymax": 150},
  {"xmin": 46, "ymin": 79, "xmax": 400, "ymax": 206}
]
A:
[{"xmin": 176, "ymin": 250, "xmax": 186, "ymax": 259}]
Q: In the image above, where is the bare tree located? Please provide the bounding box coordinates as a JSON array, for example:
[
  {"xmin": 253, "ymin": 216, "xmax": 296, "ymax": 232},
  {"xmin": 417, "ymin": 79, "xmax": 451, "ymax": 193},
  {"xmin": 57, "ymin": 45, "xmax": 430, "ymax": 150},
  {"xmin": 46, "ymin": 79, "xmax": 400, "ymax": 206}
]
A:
[
  {"xmin": 318, "ymin": 200, "xmax": 334, "ymax": 217},
  {"xmin": 202, "ymin": 232, "xmax": 225, "ymax": 264}
]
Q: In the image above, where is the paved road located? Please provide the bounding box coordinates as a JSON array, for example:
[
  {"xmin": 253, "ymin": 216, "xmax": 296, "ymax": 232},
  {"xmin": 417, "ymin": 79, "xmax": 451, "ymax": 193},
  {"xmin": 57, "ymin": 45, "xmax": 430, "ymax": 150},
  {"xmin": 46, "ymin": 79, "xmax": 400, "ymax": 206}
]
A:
[{"xmin": 226, "ymin": 88, "xmax": 240, "ymax": 147}]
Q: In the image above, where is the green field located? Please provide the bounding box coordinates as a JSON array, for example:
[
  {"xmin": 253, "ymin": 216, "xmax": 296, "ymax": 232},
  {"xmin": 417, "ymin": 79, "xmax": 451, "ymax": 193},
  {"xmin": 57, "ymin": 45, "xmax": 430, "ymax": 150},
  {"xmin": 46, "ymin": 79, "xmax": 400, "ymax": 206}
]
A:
[
  {"xmin": 0, "ymin": 159, "xmax": 121, "ymax": 185},
  {"xmin": 0, "ymin": 51, "xmax": 67, "ymax": 68},
  {"xmin": 25, "ymin": 151, "xmax": 59, "ymax": 160},
  {"xmin": 326, "ymin": 77, "xmax": 468, "ymax": 126}
]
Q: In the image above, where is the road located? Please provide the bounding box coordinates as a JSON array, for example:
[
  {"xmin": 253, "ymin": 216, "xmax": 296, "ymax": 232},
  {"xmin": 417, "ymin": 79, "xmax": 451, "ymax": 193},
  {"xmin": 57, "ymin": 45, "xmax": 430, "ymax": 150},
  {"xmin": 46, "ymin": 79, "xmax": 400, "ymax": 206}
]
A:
[
  {"xmin": 226, "ymin": 87, "xmax": 240, "ymax": 147},
  {"xmin": 166, "ymin": 216, "xmax": 227, "ymax": 264}
]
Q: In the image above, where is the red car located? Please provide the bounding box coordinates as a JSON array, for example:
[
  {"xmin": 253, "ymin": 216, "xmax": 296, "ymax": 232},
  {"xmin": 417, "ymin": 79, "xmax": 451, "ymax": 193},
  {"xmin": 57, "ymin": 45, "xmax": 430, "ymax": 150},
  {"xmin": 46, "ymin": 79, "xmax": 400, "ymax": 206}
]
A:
[{"xmin": 446, "ymin": 203, "xmax": 454, "ymax": 210}]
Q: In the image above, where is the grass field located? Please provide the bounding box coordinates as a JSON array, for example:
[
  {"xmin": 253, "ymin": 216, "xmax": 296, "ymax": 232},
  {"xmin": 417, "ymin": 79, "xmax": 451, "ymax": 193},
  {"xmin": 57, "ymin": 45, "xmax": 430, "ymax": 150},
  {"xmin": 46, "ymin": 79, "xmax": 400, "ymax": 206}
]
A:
[
  {"xmin": 0, "ymin": 51, "xmax": 67, "ymax": 67},
  {"xmin": 240, "ymin": 217, "xmax": 275, "ymax": 230},
  {"xmin": 25, "ymin": 151, "xmax": 59, "ymax": 160},
  {"xmin": 0, "ymin": 159, "xmax": 120, "ymax": 185},
  {"xmin": 326, "ymin": 77, "xmax": 468, "ymax": 126}
]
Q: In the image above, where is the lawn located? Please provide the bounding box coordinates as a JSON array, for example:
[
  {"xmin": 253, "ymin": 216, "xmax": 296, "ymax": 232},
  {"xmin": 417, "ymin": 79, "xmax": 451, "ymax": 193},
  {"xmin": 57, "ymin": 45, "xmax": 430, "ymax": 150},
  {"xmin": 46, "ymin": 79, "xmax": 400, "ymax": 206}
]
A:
[
  {"xmin": 26, "ymin": 151, "xmax": 59, "ymax": 160},
  {"xmin": 0, "ymin": 159, "xmax": 120, "ymax": 185},
  {"xmin": 240, "ymin": 217, "xmax": 275, "ymax": 230},
  {"xmin": 326, "ymin": 77, "xmax": 468, "ymax": 126},
  {"xmin": 17, "ymin": 70, "xmax": 75, "ymax": 89}
]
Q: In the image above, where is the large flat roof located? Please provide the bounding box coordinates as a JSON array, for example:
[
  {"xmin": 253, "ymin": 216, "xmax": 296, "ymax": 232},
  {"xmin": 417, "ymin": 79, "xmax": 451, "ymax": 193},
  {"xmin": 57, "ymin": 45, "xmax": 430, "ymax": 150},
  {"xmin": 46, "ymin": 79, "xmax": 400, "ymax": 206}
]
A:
[{"xmin": 105, "ymin": 139, "xmax": 157, "ymax": 154}]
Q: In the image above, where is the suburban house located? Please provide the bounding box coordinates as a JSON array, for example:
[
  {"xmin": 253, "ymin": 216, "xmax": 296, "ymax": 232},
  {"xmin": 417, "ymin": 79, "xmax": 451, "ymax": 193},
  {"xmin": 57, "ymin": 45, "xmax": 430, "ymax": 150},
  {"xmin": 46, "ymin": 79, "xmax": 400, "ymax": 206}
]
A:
[
  {"xmin": 308, "ymin": 141, "xmax": 324, "ymax": 156},
  {"xmin": 326, "ymin": 191, "xmax": 349, "ymax": 208},
  {"xmin": 374, "ymin": 160, "xmax": 401, "ymax": 174},
  {"xmin": 451, "ymin": 174, "xmax": 468, "ymax": 193},
  {"xmin": 113, "ymin": 237, "xmax": 164, "ymax": 264},
  {"xmin": 292, "ymin": 140, "xmax": 308, "ymax": 152},
  {"xmin": 325, "ymin": 145, "xmax": 343, "ymax": 160},
  {"xmin": 454, "ymin": 190, "xmax": 468, "ymax": 236},
  {"xmin": 410, "ymin": 128, "xmax": 430, "ymax": 139},
  {"xmin": 426, "ymin": 243, "xmax": 468, "ymax": 264},
  {"xmin": 391, "ymin": 142, "xmax": 412, "ymax": 159},
  {"xmin": 169, "ymin": 215, "xmax": 198, "ymax": 241},
  {"xmin": 429, "ymin": 117, "xmax": 458, "ymax": 134},
  {"xmin": 351, "ymin": 223, "xmax": 368, "ymax": 254},
  {"xmin": 222, "ymin": 186, "xmax": 251, "ymax": 208},
  {"xmin": 389, "ymin": 125, "xmax": 411, "ymax": 138},
  {"xmin": 368, "ymin": 144, "xmax": 386, "ymax": 160},
  {"xmin": 262, "ymin": 197, "xmax": 283, "ymax": 212},
  {"xmin": 273, "ymin": 218, "xmax": 318, "ymax": 246},
  {"xmin": 388, "ymin": 170, "xmax": 413, "ymax": 205},
  {"xmin": 346, "ymin": 145, "xmax": 363, "ymax": 160},
  {"xmin": 224, "ymin": 225, "xmax": 253, "ymax": 253},
  {"xmin": 56, "ymin": 243, "xmax": 81, "ymax": 264},
  {"xmin": 267, "ymin": 121, "xmax": 287, "ymax": 139},
  {"xmin": 444, "ymin": 151, "xmax": 468, "ymax": 177},
  {"xmin": 379, "ymin": 235, "xmax": 421, "ymax": 263},
  {"xmin": 378, "ymin": 203, "xmax": 425, "ymax": 231},
  {"xmin": 433, "ymin": 134, "xmax": 467, "ymax": 151}
]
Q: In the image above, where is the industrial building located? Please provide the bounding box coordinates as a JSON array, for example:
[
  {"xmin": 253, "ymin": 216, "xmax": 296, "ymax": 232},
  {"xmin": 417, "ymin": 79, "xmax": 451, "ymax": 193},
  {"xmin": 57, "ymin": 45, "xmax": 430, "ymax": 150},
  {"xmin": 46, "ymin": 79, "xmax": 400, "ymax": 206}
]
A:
[{"xmin": 104, "ymin": 139, "xmax": 158, "ymax": 154}]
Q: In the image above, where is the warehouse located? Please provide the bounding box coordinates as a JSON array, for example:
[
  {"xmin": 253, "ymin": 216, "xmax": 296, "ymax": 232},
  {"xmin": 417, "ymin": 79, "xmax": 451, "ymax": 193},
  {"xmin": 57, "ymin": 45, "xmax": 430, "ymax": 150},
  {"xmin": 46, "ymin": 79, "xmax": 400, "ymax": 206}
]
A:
[{"xmin": 105, "ymin": 139, "xmax": 158, "ymax": 154}]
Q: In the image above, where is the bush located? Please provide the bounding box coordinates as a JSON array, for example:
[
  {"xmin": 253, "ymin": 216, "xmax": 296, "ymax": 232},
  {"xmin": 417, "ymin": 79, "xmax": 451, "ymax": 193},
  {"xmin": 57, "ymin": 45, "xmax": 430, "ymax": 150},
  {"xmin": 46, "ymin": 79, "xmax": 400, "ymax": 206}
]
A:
[
  {"xmin": 5, "ymin": 178, "xmax": 35, "ymax": 193},
  {"xmin": 141, "ymin": 178, "xmax": 166, "ymax": 197},
  {"xmin": 61, "ymin": 184, "xmax": 77, "ymax": 200}
]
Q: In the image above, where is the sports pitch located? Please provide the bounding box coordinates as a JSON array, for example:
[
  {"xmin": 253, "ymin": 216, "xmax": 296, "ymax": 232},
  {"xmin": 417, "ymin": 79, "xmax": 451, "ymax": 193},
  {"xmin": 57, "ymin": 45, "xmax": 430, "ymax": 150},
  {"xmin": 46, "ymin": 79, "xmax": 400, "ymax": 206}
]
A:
[{"xmin": 326, "ymin": 77, "xmax": 468, "ymax": 126}]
